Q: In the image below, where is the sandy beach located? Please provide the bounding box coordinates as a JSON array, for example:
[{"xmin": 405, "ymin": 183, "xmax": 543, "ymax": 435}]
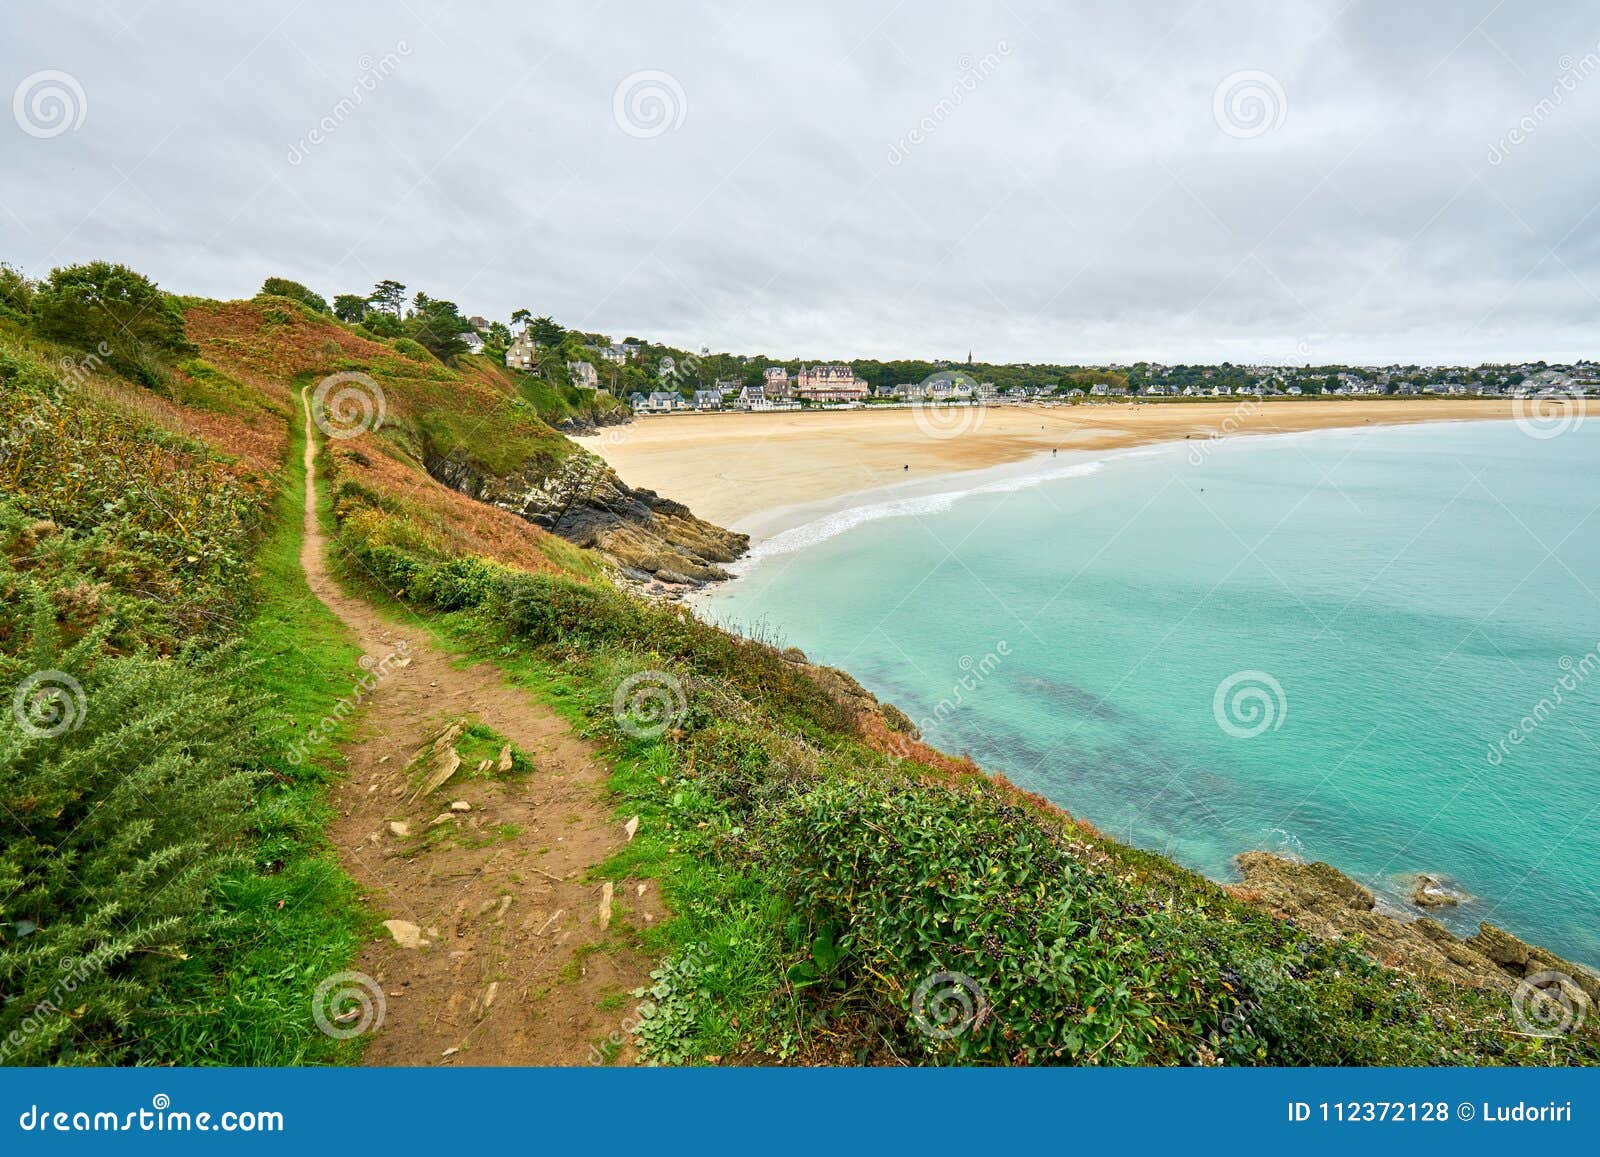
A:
[{"xmin": 576, "ymin": 398, "xmax": 1521, "ymax": 528}]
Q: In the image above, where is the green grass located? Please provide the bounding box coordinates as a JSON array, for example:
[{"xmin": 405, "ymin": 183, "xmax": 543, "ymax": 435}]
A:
[{"xmin": 137, "ymin": 410, "xmax": 370, "ymax": 1064}]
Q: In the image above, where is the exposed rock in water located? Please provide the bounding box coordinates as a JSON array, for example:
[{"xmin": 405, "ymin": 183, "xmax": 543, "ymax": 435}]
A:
[
  {"xmin": 426, "ymin": 445, "xmax": 747, "ymax": 582},
  {"xmin": 1234, "ymin": 851, "xmax": 1599, "ymax": 999},
  {"xmin": 1410, "ymin": 872, "xmax": 1465, "ymax": 908}
]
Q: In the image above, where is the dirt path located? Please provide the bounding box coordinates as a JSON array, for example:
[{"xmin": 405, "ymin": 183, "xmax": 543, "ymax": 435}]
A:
[{"xmin": 297, "ymin": 388, "xmax": 659, "ymax": 1065}]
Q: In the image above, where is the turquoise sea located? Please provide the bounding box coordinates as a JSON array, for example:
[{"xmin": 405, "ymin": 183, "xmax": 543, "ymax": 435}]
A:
[{"xmin": 698, "ymin": 418, "xmax": 1600, "ymax": 967}]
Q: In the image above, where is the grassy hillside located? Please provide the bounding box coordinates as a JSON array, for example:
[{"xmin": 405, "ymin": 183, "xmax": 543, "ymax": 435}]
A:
[{"xmin": 2, "ymin": 265, "xmax": 1596, "ymax": 1067}]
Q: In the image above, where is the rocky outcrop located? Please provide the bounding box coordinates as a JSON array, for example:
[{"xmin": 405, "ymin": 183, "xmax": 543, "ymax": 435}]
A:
[
  {"xmin": 554, "ymin": 410, "xmax": 631, "ymax": 437},
  {"xmin": 427, "ymin": 446, "xmax": 747, "ymax": 583},
  {"xmin": 1409, "ymin": 872, "xmax": 1465, "ymax": 908},
  {"xmin": 1234, "ymin": 851, "xmax": 1599, "ymax": 1000}
]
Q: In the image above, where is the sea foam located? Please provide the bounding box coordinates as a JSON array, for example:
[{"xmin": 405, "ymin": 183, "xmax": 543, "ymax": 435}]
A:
[{"xmin": 740, "ymin": 460, "xmax": 1104, "ymax": 565}]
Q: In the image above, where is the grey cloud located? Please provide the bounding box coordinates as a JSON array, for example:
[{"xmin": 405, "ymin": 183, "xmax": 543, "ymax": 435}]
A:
[{"xmin": 3, "ymin": 0, "xmax": 1599, "ymax": 365}]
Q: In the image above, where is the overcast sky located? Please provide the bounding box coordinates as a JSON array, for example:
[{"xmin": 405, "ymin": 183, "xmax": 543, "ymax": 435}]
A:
[{"xmin": 4, "ymin": 1, "xmax": 1600, "ymax": 365}]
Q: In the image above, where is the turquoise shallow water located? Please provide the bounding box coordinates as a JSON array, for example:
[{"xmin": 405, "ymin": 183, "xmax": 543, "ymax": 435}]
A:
[{"xmin": 698, "ymin": 418, "xmax": 1600, "ymax": 967}]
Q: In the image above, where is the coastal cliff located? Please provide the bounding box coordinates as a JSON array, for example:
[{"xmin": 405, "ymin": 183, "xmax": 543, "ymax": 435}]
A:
[
  {"xmin": 425, "ymin": 444, "xmax": 748, "ymax": 584},
  {"xmin": 1233, "ymin": 851, "xmax": 1600, "ymax": 1001}
]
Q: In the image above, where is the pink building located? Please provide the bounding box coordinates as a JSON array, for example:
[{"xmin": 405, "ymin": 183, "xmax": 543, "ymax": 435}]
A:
[
  {"xmin": 763, "ymin": 365, "xmax": 793, "ymax": 398},
  {"xmin": 796, "ymin": 364, "xmax": 869, "ymax": 402}
]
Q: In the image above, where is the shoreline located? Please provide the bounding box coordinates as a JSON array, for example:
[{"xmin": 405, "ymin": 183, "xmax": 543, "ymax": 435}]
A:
[
  {"xmin": 575, "ymin": 398, "xmax": 1525, "ymax": 530},
  {"xmin": 710, "ymin": 417, "xmax": 1516, "ymax": 561}
]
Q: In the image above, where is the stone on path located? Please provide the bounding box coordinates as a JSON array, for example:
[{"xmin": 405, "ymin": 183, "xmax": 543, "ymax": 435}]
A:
[{"xmin": 383, "ymin": 919, "xmax": 427, "ymax": 949}]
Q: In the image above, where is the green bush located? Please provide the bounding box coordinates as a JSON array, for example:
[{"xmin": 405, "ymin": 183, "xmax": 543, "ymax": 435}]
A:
[
  {"xmin": 410, "ymin": 556, "xmax": 499, "ymax": 610},
  {"xmin": 0, "ymin": 263, "xmax": 33, "ymax": 321},
  {"xmin": 391, "ymin": 337, "xmax": 435, "ymax": 363},
  {"xmin": 358, "ymin": 311, "xmax": 401, "ymax": 339},
  {"xmin": 774, "ymin": 777, "xmax": 1504, "ymax": 1066},
  {"xmin": 31, "ymin": 262, "xmax": 193, "ymax": 387},
  {"xmin": 258, "ymin": 277, "xmax": 329, "ymax": 314},
  {"xmin": 0, "ymin": 634, "xmax": 264, "ymax": 1064}
]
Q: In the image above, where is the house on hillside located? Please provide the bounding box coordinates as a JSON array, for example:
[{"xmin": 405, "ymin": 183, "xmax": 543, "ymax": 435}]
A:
[
  {"xmin": 568, "ymin": 361, "xmax": 600, "ymax": 390},
  {"xmin": 462, "ymin": 332, "xmax": 485, "ymax": 355},
  {"xmin": 505, "ymin": 333, "xmax": 537, "ymax": 370}
]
